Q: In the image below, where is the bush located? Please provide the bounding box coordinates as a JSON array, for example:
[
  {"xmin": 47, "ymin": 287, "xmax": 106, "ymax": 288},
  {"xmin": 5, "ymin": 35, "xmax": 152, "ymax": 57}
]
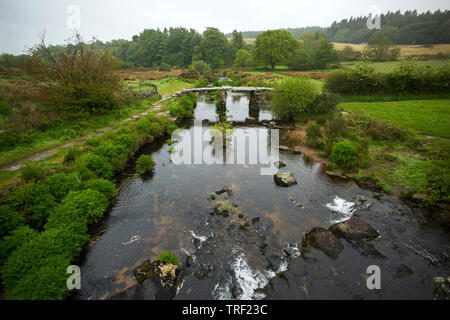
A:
[
  {"xmin": 136, "ymin": 118, "xmax": 151, "ymax": 133},
  {"xmin": 166, "ymin": 124, "xmax": 179, "ymax": 135},
  {"xmin": 148, "ymin": 122, "xmax": 163, "ymax": 137},
  {"xmin": 0, "ymin": 205, "xmax": 25, "ymax": 238},
  {"xmin": 116, "ymin": 134, "xmax": 135, "ymax": 151},
  {"xmin": 312, "ymin": 92, "xmax": 338, "ymax": 114},
  {"xmin": 46, "ymin": 189, "xmax": 109, "ymax": 232},
  {"xmin": 155, "ymin": 251, "xmax": 179, "ymax": 265},
  {"xmin": 0, "ymin": 226, "xmax": 38, "ymax": 265},
  {"xmin": 1, "ymin": 228, "xmax": 89, "ymax": 298},
  {"xmin": 330, "ymin": 141, "xmax": 359, "ymax": 169},
  {"xmin": 426, "ymin": 160, "xmax": 450, "ymax": 203},
  {"xmin": 84, "ymin": 136, "xmax": 101, "ymax": 147},
  {"xmin": 44, "ymin": 173, "xmax": 80, "ymax": 201},
  {"xmin": 84, "ymin": 153, "xmax": 114, "ymax": 179},
  {"xmin": 271, "ymin": 78, "xmax": 318, "ymax": 121},
  {"xmin": 12, "ymin": 183, "xmax": 56, "ymax": 230},
  {"xmin": 20, "ymin": 162, "xmax": 44, "ymax": 183},
  {"xmin": 84, "ymin": 179, "xmax": 116, "ymax": 201},
  {"xmin": 306, "ymin": 123, "xmax": 324, "ymax": 148},
  {"xmin": 94, "ymin": 142, "xmax": 128, "ymax": 169},
  {"xmin": 136, "ymin": 155, "xmax": 155, "ymax": 174},
  {"xmin": 63, "ymin": 147, "xmax": 81, "ymax": 164}
]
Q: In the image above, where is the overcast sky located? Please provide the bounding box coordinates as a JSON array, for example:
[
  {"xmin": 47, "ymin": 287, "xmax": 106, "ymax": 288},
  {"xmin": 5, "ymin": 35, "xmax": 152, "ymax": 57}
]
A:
[{"xmin": 0, "ymin": 0, "xmax": 448, "ymax": 54}]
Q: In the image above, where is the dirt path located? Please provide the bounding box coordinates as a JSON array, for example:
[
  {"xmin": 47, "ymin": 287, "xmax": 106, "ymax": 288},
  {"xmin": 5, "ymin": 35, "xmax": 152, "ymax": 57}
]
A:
[{"xmin": 0, "ymin": 97, "xmax": 172, "ymax": 172}]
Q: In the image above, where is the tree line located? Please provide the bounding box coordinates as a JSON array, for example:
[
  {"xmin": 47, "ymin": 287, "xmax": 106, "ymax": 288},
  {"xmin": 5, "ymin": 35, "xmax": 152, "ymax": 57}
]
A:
[{"xmin": 229, "ymin": 10, "xmax": 450, "ymax": 44}]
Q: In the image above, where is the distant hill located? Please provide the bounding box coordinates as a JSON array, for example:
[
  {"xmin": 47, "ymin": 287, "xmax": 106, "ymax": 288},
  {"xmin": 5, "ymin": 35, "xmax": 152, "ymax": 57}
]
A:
[{"xmin": 227, "ymin": 10, "xmax": 450, "ymax": 45}]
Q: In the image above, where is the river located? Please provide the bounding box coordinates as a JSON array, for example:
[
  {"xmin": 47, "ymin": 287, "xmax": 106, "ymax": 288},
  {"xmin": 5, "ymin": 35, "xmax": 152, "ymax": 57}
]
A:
[{"xmin": 77, "ymin": 91, "xmax": 450, "ymax": 300}]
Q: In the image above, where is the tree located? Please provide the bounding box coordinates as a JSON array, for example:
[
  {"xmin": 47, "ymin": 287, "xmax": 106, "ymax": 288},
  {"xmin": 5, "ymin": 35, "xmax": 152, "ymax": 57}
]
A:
[
  {"xmin": 287, "ymin": 33, "xmax": 338, "ymax": 70},
  {"xmin": 231, "ymin": 30, "xmax": 244, "ymax": 50},
  {"xmin": 254, "ymin": 30, "xmax": 298, "ymax": 70},
  {"xmin": 365, "ymin": 32, "xmax": 395, "ymax": 61},
  {"xmin": 199, "ymin": 28, "xmax": 232, "ymax": 69},
  {"xmin": 234, "ymin": 49, "xmax": 253, "ymax": 69},
  {"xmin": 29, "ymin": 32, "xmax": 122, "ymax": 116}
]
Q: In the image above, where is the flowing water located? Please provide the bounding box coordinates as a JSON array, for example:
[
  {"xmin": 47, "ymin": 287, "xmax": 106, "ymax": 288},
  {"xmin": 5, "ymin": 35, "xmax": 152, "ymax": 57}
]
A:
[{"xmin": 78, "ymin": 91, "xmax": 450, "ymax": 300}]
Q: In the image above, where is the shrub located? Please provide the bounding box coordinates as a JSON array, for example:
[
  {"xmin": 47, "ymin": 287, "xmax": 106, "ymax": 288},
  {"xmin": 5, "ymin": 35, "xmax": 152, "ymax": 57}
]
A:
[
  {"xmin": 20, "ymin": 162, "xmax": 44, "ymax": 183},
  {"xmin": 63, "ymin": 147, "xmax": 81, "ymax": 164},
  {"xmin": 94, "ymin": 142, "xmax": 128, "ymax": 169},
  {"xmin": 330, "ymin": 141, "xmax": 359, "ymax": 169},
  {"xmin": 136, "ymin": 118, "xmax": 151, "ymax": 133},
  {"xmin": 166, "ymin": 124, "xmax": 179, "ymax": 135},
  {"xmin": 116, "ymin": 134, "xmax": 135, "ymax": 151},
  {"xmin": 136, "ymin": 155, "xmax": 155, "ymax": 174},
  {"xmin": 85, "ymin": 179, "xmax": 116, "ymax": 201},
  {"xmin": 148, "ymin": 122, "xmax": 163, "ymax": 137},
  {"xmin": 271, "ymin": 78, "xmax": 317, "ymax": 121},
  {"xmin": 0, "ymin": 205, "xmax": 25, "ymax": 238},
  {"xmin": 5, "ymin": 255, "xmax": 73, "ymax": 300},
  {"xmin": 1, "ymin": 228, "xmax": 89, "ymax": 296},
  {"xmin": 30, "ymin": 33, "xmax": 122, "ymax": 116},
  {"xmin": 84, "ymin": 136, "xmax": 101, "ymax": 147},
  {"xmin": 312, "ymin": 92, "xmax": 338, "ymax": 114},
  {"xmin": 426, "ymin": 160, "xmax": 450, "ymax": 203},
  {"xmin": 84, "ymin": 153, "xmax": 114, "ymax": 179},
  {"xmin": 46, "ymin": 189, "xmax": 109, "ymax": 232},
  {"xmin": 155, "ymin": 251, "xmax": 179, "ymax": 265},
  {"xmin": 45, "ymin": 173, "xmax": 80, "ymax": 201},
  {"xmin": 0, "ymin": 226, "xmax": 38, "ymax": 265},
  {"xmin": 12, "ymin": 183, "xmax": 56, "ymax": 230},
  {"xmin": 306, "ymin": 123, "xmax": 324, "ymax": 148}
]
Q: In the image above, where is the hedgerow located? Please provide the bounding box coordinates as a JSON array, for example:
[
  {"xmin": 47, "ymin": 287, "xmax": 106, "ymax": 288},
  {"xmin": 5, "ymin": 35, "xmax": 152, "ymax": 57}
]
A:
[{"xmin": 0, "ymin": 105, "xmax": 175, "ymax": 300}]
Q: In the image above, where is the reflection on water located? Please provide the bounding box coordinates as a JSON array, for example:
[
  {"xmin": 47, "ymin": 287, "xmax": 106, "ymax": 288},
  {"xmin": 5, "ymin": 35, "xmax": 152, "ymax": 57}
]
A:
[{"xmin": 78, "ymin": 92, "xmax": 450, "ymax": 301}]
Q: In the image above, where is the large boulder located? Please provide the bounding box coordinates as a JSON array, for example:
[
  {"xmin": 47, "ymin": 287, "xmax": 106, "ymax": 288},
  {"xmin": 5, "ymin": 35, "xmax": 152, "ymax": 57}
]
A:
[
  {"xmin": 303, "ymin": 227, "xmax": 344, "ymax": 259},
  {"xmin": 330, "ymin": 217, "xmax": 379, "ymax": 240},
  {"xmin": 274, "ymin": 172, "xmax": 297, "ymax": 187}
]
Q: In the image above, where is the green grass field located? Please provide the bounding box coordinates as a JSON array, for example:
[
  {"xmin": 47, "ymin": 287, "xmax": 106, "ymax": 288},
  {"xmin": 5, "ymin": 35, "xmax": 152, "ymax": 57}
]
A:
[
  {"xmin": 340, "ymin": 99, "xmax": 450, "ymax": 138},
  {"xmin": 341, "ymin": 59, "xmax": 449, "ymax": 73}
]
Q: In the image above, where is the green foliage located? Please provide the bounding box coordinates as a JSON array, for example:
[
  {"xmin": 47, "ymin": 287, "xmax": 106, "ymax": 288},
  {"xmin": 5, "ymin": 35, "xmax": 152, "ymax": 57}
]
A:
[
  {"xmin": 84, "ymin": 153, "xmax": 114, "ymax": 179},
  {"xmin": 84, "ymin": 136, "xmax": 101, "ymax": 147},
  {"xmin": 270, "ymin": 78, "xmax": 318, "ymax": 121},
  {"xmin": 191, "ymin": 60, "xmax": 214, "ymax": 80},
  {"xmin": 148, "ymin": 122, "xmax": 163, "ymax": 137},
  {"xmin": 2, "ymin": 228, "xmax": 89, "ymax": 299},
  {"xmin": 330, "ymin": 141, "xmax": 359, "ymax": 169},
  {"xmin": 198, "ymin": 28, "xmax": 232, "ymax": 69},
  {"xmin": 287, "ymin": 33, "xmax": 339, "ymax": 71},
  {"xmin": 0, "ymin": 205, "xmax": 24, "ymax": 238},
  {"xmin": 44, "ymin": 173, "xmax": 80, "ymax": 201},
  {"xmin": 116, "ymin": 134, "xmax": 135, "ymax": 151},
  {"xmin": 155, "ymin": 251, "xmax": 179, "ymax": 265},
  {"xmin": 84, "ymin": 179, "xmax": 117, "ymax": 201},
  {"xmin": 166, "ymin": 124, "xmax": 179, "ymax": 135},
  {"xmin": 46, "ymin": 189, "xmax": 109, "ymax": 230},
  {"xmin": 169, "ymin": 95, "xmax": 196, "ymax": 120},
  {"xmin": 306, "ymin": 123, "xmax": 324, "ymax": 148},
  {"xmin": 12, "ymin": 183, "xmax": 56, "ymax": 230},
  {"xmin": 326, "ymin": 60, "xmax": 450, "ymax": 95},
  {"xmin": 63, "ymin": 147, "xmax": 81, "ymax": 164},
  {"xmin": 254, "ymin": 30, "xmax": 298, "ymax": 70},
  {"xmin": 426, "ymin": 159, "xmax": 450, "ymax": 203},
  {"xmin": 20, "ymin": 162, "xmax": 44, "ymax": 183},
  {"xmin": 31, "ymin": 34, "xmax": 122, "ymax": 116},
  {"xmin": 0, "ymin": 226, "xmax": 38, "ymax": 265},
  {"xmin": 234, "ymin": 49, "xmax": 253, "ymax": 69},
  {"xmin": 136, "ymin": 155, "xmax": 155, "ymax": 174}
]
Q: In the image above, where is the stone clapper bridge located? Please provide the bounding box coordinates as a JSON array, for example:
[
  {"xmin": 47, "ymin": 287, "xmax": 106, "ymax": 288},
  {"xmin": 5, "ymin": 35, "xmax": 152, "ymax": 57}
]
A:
[{"xmin": 0, "ymin": 86, "xmax": 273, "ymax": 171}]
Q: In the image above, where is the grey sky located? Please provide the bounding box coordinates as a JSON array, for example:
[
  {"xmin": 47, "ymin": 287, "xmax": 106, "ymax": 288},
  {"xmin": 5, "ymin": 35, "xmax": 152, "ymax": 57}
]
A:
[{"xmin": 0, "ymin": 0, "xmax": 448, "ymax": 54}]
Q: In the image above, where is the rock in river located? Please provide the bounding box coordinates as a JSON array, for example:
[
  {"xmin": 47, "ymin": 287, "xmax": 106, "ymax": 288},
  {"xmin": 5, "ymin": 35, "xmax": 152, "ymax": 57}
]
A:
[
  {"xmin": 274, "ymin": 172, "xmax": 297, "ymax": 187},
  {"xmin": 303, "ymin": 227, "xmax": 344, "ymax": 259},
  {"xmin": 329, "ymin": 217, "xmax": 379, "ymax": 240}
]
